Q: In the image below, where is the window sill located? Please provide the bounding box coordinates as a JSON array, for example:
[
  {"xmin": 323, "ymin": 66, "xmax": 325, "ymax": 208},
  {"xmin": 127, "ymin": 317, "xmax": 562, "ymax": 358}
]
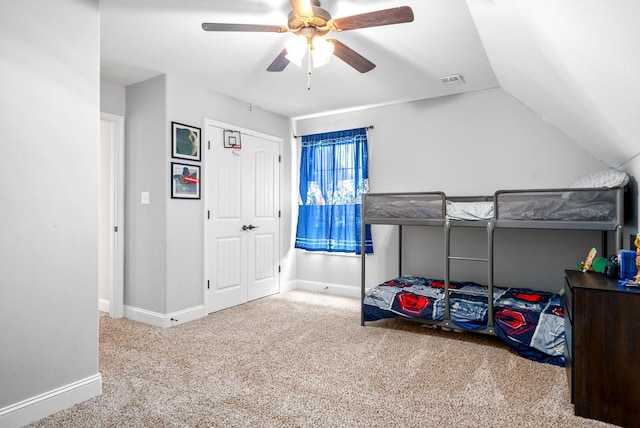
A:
[{"xmin": 298, "ymin": 249, "xmax": 369, "ymax": 258}]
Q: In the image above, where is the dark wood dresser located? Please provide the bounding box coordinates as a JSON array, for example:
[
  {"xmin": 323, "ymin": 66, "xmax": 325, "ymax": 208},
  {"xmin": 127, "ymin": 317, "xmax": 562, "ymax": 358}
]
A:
[{"xmin": 564, "ymin": 269, "xmax": 640, "ymax": 427}]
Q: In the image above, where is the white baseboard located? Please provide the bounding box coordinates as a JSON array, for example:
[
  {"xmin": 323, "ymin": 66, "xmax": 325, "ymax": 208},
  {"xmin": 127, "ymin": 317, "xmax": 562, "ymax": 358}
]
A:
[
  {"xmin": 280, "ymin": 279, "xmax": 297, "ymax": 293},
  {"xmin": 98, "ymin": 298, "xmax": 110, "ymax": 313},
  {"xmin": 124, "ymin": 304, "xmax": 206, "ymax": 328},
  {"xmin": 166, "ymin": 305, "xmax": 207, "ymax": 327},
  {"xmin": 295, "ymin": 280, "xmax": 360, "ymax": 298},
  {"xmin": 0, "ymin": 373, "xmax": 102, "ymax": 428}
]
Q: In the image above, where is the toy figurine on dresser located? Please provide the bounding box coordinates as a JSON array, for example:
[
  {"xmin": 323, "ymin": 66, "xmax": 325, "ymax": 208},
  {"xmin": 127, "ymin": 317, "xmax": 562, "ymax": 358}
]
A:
[
  {"xmin": 620, "ymin": 234, "xmax": 640, "ymax": 286},
  {"xmin": 633, "ymin": 233, "xmax": 640, "ymax": 284}
]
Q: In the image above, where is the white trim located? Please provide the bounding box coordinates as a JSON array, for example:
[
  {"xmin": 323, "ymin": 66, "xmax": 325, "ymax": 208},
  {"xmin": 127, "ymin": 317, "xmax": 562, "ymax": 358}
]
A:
[
  {"xmin": 124, "ymin": 305, "xmax": 165, "ymax": 327},
  {"xmin": 204, "ymin": 118, "xmax": 283, "ymax": 144},
  {"xmin": 100, "ymin": 112, "xmax": 125, "ymax": 319},
  {"xmin": 280, "ymin": 279, "xmax": 297, "ymax": 293},
  {"xmin": 0, "ymin": 374, "xmax": 102, "ymax": 428},
  {"xmin": 300, "ymin": 249, "xmax": 366, "ymax": 258},
  {"xmin": 98, "ymin": 298, "xmax": 110, "ymax": 313},
  {"xmin": 124, "ymin": 305, "xmax": 206, "ymax": 328},
  {"xmin": 167, "ymin": 305, "xmax": 207, "ymax": 327},
  {"xmin": 296, "ymin": 280, "xmax": 360, "ymax": 298}
]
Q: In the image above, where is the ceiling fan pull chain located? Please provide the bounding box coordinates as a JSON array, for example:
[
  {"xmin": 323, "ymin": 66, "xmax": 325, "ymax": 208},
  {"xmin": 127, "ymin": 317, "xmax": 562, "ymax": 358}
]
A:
[{"xmin": 307, "ymin": 43, "xmax": 312, "ymax": 90}]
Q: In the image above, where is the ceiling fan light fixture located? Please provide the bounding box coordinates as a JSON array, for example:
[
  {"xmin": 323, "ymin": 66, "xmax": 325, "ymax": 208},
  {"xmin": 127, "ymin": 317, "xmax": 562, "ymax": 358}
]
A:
[
  {"xmin": 311, "ymin": 36, "xmax": 334, "ymax": 68},
  {"xmin": 203, "ymin": 3, "xmax": 415, "ymax": 78},
  {"xmin": 285, "ymin": 35, "xmax": 307, "ymax": 67}
]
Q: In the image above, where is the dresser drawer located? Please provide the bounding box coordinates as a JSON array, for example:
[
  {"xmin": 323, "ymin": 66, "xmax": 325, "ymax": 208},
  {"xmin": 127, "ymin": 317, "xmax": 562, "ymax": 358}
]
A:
[
  {"xmin": 563, "ymin": 277, "xmax": 574, "ymax": 402},
  {"xmin": 564, "ymin": 310, "xmax": 573, "ymax": 402},
  {"xmin": 563, "ymin": 278, "xmax": 573, "ymax": 324}
]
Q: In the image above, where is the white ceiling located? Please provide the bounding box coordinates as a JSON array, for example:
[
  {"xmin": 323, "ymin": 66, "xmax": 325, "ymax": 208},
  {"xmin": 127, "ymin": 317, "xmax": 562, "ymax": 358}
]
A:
[
  {"xmin": 101, "ymin": 0, "xmax": 640, "ymax": 167},
  {"xmin": 466, "ymin": 0, "xmax": 640, "ymax": 168},
  {"xmin": 100, "ymin": 0, "xmax": 500, "ymax": 119}
]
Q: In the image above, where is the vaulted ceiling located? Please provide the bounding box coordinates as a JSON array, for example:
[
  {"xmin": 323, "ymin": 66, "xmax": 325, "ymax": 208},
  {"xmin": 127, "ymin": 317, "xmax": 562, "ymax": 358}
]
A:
[{"xmin": 100, "ymin": 0, "xmax": 640, "ymax": 167}]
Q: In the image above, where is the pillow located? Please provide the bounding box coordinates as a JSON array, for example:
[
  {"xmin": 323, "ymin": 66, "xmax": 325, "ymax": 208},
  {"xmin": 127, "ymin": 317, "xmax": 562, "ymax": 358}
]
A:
[{"xmin": 569, "ymin": 167, "xmax": 629, "ymax": 189}]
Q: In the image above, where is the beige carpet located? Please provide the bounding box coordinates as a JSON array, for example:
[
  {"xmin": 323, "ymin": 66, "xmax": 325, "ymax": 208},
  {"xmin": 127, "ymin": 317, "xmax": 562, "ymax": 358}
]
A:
[{"xmin": 28, "ymin": 290, "xmax": 615, "ymax": 427}]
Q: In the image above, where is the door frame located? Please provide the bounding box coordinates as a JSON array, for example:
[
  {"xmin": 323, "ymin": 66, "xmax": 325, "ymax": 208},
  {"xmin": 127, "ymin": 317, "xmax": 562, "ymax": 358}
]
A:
[
  {"xmin": 203, "ymin": 118, "xmax": 282, "ymax": 313},
  {"xmin": 100, "ymin": 112, "xmax": 125, "ymax": 318}
]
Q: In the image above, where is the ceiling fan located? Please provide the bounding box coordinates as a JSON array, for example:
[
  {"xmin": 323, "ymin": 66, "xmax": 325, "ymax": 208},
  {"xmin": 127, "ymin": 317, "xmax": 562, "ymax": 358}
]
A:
[{"xmin": 202, "ymin": 0, "xmax": 414, "ymax": 76}]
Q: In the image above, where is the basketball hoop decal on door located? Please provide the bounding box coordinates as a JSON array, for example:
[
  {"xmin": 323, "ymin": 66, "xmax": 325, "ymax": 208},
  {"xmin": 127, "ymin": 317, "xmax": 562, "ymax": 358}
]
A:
[{"xmin": 223, "ymin": 130, "xmax": 242, "ymax": 149}]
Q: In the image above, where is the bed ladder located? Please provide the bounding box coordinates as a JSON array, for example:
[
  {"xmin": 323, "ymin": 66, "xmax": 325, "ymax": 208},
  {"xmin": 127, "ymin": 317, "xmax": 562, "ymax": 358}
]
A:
[{"xmin": 444, "ymin": 220, "xmax": 496, "ymax": 335}]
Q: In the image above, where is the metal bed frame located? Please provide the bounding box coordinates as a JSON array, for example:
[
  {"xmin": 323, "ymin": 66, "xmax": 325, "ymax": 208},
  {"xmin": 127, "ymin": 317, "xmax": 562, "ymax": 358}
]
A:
[{"xmin": 360, "ymin": 188, "xmax": 625, "ymax": 332}]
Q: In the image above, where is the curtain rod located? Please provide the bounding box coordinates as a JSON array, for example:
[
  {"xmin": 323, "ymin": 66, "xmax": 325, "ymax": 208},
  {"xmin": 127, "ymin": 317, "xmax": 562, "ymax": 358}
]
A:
[{"xmin": 293, "ymin": 125, "xmax": 374, "ymax": 139}]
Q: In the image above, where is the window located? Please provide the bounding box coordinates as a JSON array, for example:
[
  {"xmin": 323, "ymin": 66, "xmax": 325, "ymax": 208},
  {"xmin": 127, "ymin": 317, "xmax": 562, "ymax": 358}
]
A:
[{"xmin": 294, "ymin": 128, "xmax": 373, "ymax": 254}]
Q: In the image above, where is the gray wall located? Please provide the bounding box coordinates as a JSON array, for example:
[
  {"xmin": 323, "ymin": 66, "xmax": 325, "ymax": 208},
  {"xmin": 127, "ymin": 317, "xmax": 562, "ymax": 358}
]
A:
[
  {"xmin": 124, "ymin": 74, "xmax": 293, "ymax": 319},
  {"xmin": 0, "ymin": 0, "xmax": 101, "ymax": 425},
  {"xmin": 165, "ymin": 75, "xmax": 293, "ymax": 313},
  {"xmin": 294, "ymin": 88, "xmax": 609, "ymax": 293},
  {"xmin": 108, "ymin": 74, "xmax": 637, "ymax": 307},
  {"xmin": 101, "ymin": 79, "xmax": 126, "ymax": 116},
  {"xmin": 126, "ymin": 76, "xmax": 168, "ymax": 313}
]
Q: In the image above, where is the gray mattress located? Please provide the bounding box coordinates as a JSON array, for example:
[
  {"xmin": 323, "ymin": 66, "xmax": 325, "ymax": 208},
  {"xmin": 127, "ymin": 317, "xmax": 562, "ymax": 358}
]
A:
[
  {"xmin": 363, "ymin": 193, "xmax": 445, "ymax": 220},
  {"xmin": 362, "ymin": 188, "xmax": 622, "ymax": 226},
  {"xmin": 495, "ymin": 188, "xmax": 620, "ymax": 223}
]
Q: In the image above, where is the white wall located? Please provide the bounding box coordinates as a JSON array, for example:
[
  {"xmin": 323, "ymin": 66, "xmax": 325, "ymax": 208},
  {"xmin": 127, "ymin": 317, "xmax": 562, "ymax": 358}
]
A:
[
  {"xmin": 123, "ymin": 74, "xmax": 293, "ymax": 325},
  {"xmin": 0, "ymin": 0, "xmax": 101, "ymax": 426},
  {"xmin": 126, "ymin": 76, "xmax": 168, "ymax": 315},
  {"xmin": 466, "ymin": 0, "xmax": 640, "ymax": 170},
  {"xmin": 463, "ymin": 1, "xmax": 640, "ymax": 245},
  {"xmin": 116, "ymin": 75, "xmax": 635, "ymax": 309},
  {"xmin": 165, "ymin": 75, "xmax": 294, "ymax": 313},
  {"xmin": 294, "ymin": 88, "xmax": 610, "ymax": 294},
  {"xmin": 100, "ymin": 79, "xmax": 126, "ymax": 116}
]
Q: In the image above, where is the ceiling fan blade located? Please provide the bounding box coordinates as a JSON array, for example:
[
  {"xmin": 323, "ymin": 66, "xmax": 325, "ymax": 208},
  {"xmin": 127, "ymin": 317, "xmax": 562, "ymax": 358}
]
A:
[
  {"xmin": 289, "ymin": 0, "xmax": 314, "ymax": 18},
  {"xmin": 327, "ymin": 39, "xmax": 375, "ymax": 73},
  {"xmin": 332, "ymin": 6, "xmax": 414, "ymax": 31},
  {"xmin": 202, "ymin": 23, "xmax": 288, "ymax": 33},
  {"xmin": 267, "ymin": 49, "xmax": 290, "ymax": 72}
]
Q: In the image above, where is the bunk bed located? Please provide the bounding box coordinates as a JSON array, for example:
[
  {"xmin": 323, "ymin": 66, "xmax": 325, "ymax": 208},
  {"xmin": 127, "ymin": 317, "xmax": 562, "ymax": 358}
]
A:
[{"xmin": 360, "ymin": 168, "xmax": 628, "ymax": 366}]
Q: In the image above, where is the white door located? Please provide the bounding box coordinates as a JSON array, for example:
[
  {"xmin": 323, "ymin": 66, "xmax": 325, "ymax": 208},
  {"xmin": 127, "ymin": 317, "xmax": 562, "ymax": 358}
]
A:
[{"xmin": 205, "ymin": 123, "xmax": 280, "ymax": 313}]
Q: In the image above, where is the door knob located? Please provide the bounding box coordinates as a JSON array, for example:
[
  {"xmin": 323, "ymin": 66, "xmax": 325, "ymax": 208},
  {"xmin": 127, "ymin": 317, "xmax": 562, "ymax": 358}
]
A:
[{"xmin": 242, "ymin": 224, "xmax": 259, "ymax": 231}]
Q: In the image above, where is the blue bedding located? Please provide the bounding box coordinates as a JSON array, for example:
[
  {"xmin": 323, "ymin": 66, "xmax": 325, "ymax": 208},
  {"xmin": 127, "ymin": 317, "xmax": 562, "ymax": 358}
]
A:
[{"xmin": 363, "ymin": 276, "xmax": 565, "ymax": 366}]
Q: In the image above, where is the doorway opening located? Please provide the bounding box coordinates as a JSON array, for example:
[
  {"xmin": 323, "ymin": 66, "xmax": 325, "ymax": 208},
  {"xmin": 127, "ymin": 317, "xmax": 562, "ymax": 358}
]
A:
[{"xmin": 100, "ymin": 113, "xmax": 125, "ymax": 318}]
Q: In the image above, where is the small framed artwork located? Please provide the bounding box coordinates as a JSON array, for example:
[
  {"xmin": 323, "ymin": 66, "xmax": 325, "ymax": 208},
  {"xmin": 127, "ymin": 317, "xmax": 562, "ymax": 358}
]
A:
[
  {"xmin": 171, "ymin": 162, "xmax": 201, "ymax": 199},
  {"xmin": 223, "ymin": 129, "xmax": 242, "ymax": 149},
  {"xmin": 172, "ymin": 122, "xmax": 201, "ymax": 162}
]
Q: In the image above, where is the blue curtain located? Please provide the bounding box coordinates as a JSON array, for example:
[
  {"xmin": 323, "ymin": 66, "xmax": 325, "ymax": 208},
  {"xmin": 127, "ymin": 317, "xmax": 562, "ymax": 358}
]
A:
[{"xmin": 295, "ymin": 128, "xmax": 373, "ymax": 254}]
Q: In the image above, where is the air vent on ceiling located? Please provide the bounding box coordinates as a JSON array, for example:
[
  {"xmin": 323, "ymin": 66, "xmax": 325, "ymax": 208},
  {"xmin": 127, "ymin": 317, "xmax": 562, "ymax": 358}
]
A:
[{"xmin": 438, "ymin": 74, "xmax": 465, "ymax": 86}]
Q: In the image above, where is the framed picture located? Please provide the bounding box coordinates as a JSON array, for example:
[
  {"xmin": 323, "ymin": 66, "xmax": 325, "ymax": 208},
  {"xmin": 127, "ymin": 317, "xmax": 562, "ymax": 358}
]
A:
[
  {"xmin": 223, "ymin": 129, "xmax": 242, "ymax": 149},
  {"xmin": 171, "ymin": 162, "xmax": 201, "ymax": 199},
  {"xmin": 172, "ymin": 122, "xmax": 201, "ymax": 161}
]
